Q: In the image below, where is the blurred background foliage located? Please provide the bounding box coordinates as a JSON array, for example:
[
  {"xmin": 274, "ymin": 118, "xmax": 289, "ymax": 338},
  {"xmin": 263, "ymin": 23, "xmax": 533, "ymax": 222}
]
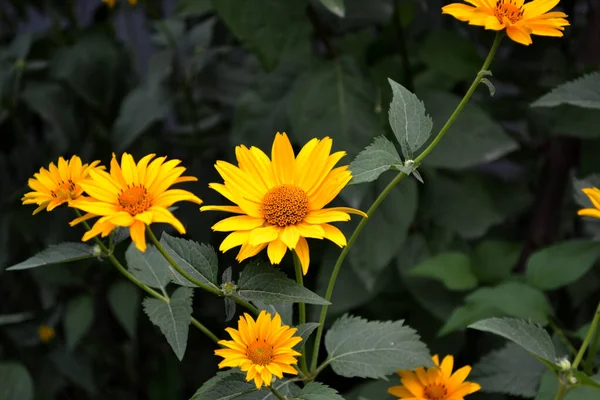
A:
[{"xmin": 1, "ymin": 0, "xmax": 600, "ymax": 399}]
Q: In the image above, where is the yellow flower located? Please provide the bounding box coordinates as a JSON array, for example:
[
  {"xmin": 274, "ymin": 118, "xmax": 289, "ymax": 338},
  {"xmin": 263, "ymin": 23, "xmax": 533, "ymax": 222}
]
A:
[
  {"xmin": 578, "ymin": 188, "xmax": 600, "ymax": 219},
  {"xmin": 38, "ymin": 324, "xmax": 56, "ymax": 343},
  {"xmin": 69, "ymin": 153, "xmax": 202, "ymax": 252},
  {"xmin": 200, "ymin": 132, "xmax": 367, "ymax": 274},
  {"xmin": 388, "ymin": 355, "xmax": 481, "ymax": 400},
  {"xmin": 214, "ymin": 311, "xmax": 301, "ymax": 389},
  {"xmin": 22, "ymin": 155, "xmax": 103, "ymax": 214},
  {"xmin": 102, "ymin": 0, "xmax": 116, "ymax": 7},
  {"xmin": 442, "ymin": 0, "xmax": 569, "ymax": 45}
]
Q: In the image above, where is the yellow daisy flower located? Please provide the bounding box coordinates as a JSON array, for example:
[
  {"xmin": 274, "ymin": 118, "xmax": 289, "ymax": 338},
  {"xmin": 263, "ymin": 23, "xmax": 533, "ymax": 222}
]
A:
[
  {"xmin": 388, "ymin": 355, "xmax": 481, "ymax": 400},
  {"xmin": 578, "ymin": 188, "xmax": 600, "ymax": 219},
  {"xmin": 442, "ymin": 0, "xmax": 569, "ymax": 45},
  {"xmin": 22, "ymin": 155, "xmax": 103, "ymax": 214},
  {"xmin": 68, "ymin": 153, "xmax": 202, "ymax": 252},
  {"xmin": 215, "ymin": 311, "xmax": 302, "ymax": 389},
  {"xmin": 38, "ymin": 324, "xmax": 56, "ymax": 343},
  {"xmin": 200, "ymin": 132, "xmax": 367, "ymax": 275}
]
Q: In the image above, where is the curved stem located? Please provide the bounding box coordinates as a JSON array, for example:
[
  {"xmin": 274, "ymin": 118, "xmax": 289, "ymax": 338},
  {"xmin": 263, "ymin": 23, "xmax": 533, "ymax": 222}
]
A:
[
  {"xmin": 293, "ymin": 251, "xmax": 309, "ymax": 375},
  {"xmin": 145, "ymin": 227, "xmax": 260, "ymax": 314},
  {"xmin": 269, "ymin": 386, "xmax": 288, "ymax": 400},
  {"xmin": 554, "ymin": 381, "xmax": 568, "ymax": 400},
  {"xmin": 308, "ymin": 31, "xmax": 504, "ymax": 373},
  {"xmin": 585, "ymin": 317, "xmax": 600, "ymax": 374},
  {"xmin": 573, "ymin": 302, "xmax": 600, "ymax": 370},
  {"xmin": 192, "ymin": 317, "xmax": 219, "ymax": 344}
]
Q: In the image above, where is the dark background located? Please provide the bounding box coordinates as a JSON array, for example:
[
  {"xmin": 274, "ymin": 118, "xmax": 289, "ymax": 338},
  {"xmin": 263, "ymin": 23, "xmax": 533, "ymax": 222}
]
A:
[{"xmin": 1, "ymin": 0, "xmax": 599, "ymax": 399}]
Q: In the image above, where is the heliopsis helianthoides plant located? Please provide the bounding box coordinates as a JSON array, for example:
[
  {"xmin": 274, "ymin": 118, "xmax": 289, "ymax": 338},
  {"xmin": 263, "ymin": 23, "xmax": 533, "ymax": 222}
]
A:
[
  {"xmin": 201, "ymin": 132, "xmax": 367, "ymax": 275},
  {"xmin": 442, "ymin": 0, "xmax": 569, "ymax": 45},
  {"xmin": 69, "ymin": 153, "xmax": 202, "ymax": 252},
  {"xmin": 214, "ymin": 311, "xmax": 302, "ymax": 389},
  {"xmin": 21, "ymin": 155, "xmax": 103, "ymax": 214},
  {"xmin": 388, "ymin": 355, "xmax": 481, "ymax": 400}
]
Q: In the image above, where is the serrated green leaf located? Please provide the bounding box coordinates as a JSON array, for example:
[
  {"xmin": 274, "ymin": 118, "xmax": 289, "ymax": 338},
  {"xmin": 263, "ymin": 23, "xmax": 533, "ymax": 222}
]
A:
[
  {"xmin": 325, "ymin": 314, "xmax": 431, "ymax": 378},
  {"xmin": 408, "ymin": 252, "xmax": 477, "ymax": 291},
  {"xmin": 64, "ymin": 295, "xmax": 94, "ymax": 351},
  {"xmin": 469, "ymin": 317, "xmax": 557, "ymax": 368},
  {"xmin": 237, "ymin": 379, "xmax": 301, "ymax": 399},
  {"xmin": 7, "ymin": 242, "xmax": 95, "ymax": 271},
  {"xmin": 0, "ymin": 363, "xmax": 34, "ymax": 400},
  {"xmin": 237, "ymin": 262, "xmax": 329, "ymax": 305},
  {"xmin": 107, "ymin": 281, "xmax": 139, "ymax": 339},
  {"xmin": 294, "ymin": 322, "xmax": 320, "ymax": 351},
  {"xmin": 125, "ymin": 244, "xmax": 170, "ymax": 290},
  {"xmin": 319, "ymin": 0, "xmax": 346, "ymax": 17},
  {"xmin": 160, "ymin": 232, "xmax": 219, "ymax": 289},
  {"xmin": 421, "ymin": 91, "xmax": 518, "ymax": 169},
  {"xmin": 213, "ymin": 0, "xmax": 311, "ymax": 71},
  {"xmin": 388, "ymin": 78, "xmax": 433, "ymax": 160},
  {"xmin": 298, "ymin": 382, "xmax": 344, "ymax": 400},
  {"xmin": 471, "ymin": 240, "xmax": 521, "ymax": 284},
  {"xmin": 471, "ymin": 342, "xmax": 546, "ymax": 398},
  {"xmin": 252, "ymin": 301, "xmax": 293, "ymax": 326},
  {"xmin": 526, "ymin": 240, "xmax": 600, "ymax": 290},
  {"xmin": 143, "ymin": 287, "xmax": 193, "ymax": 361},
  {"xmin": 532, "ymin": 73, "xmax": 600, "ymax": 110},
  {"xmin": 349, "ymin": 136, "xmax": 402, "ymax": 184},
  {"xmin": 190, "ymin": 370, "xmax": 256, "ymax": 399}
]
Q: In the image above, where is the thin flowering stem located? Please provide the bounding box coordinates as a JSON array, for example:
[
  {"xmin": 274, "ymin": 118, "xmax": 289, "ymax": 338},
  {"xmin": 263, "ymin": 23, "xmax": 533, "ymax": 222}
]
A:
[
  {"xmin": 145, "ymin": 226, "xmax": 260, "ymax": 315},
  {"xmin": 573, "ymin": 302, "xmax": 600, "ymax": 370},
  {"xmin": 269, "ymin": 386, "xmax": 288, "ymax": 400},
  {"xmin": 73, "ymin": 211, "xmax": 219, "ymax": 344},
  {"xmin": 553, "ymin": 381, "xmax": 568, "ymax": 400},
  {"xmin": 584, "ymin": 317, "xmax": 600, "ymax": 375},
  {"xmin": 309, "ymin": 31, "xmax": 505, "ymax": 373},
  {"xmin": 293, "ymin": 251, "xmax": 309, "ymax": 375}
]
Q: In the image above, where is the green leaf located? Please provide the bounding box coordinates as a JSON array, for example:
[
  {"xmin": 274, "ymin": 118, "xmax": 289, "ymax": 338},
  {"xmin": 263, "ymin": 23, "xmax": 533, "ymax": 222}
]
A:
[
  {"xmin": 439, "ymin": 303, "xmax": 502, "ymax": 336},
  {"xmin": 325, "ymin": 314, "xmax": 431, "ymax": 379},
  {"xmin": 7, "ymin": 243, "xmax": 95, "ymax": 271},
  {"xmin": 160, "ymin": 232, "xmax": 219, "ymax": 289},
  {"xmin": 294, "ymin": 322, "xmax": 320, "ymax": 351},
  {"xmin": 298, "ymin": 382, "xmax": 344, "ymax": 400},
  {"xmin": 288, "ymin": 57, "xmax": 378, "ymax": 158},
  {"xmin": 387, "ymin": 78, "xmax": 433, "ymax": 160},
  {"xmin": 471, "ymin": 240, "xmax": 521, "ymax": 284},
  {"xmin": 319, "ymin": 0, "xmax": 346, "ymax": 17},
  {"xmin": 350, "ymin": 174, "xmax": 418, "ymax": 290},
  {"xmin": 469, "ymin": 317, "xmax": 557, "ymax": 368},
  {"xmin": 532, "ymin": 72, "xmax": 600, "ymax": 110},
  {"xmin": 252, "ymin": 301, "xmax": 293, "ymax": 326},
  {"xmin": 64, "ymin": 295, "xmax": 94, "ymax": 351},
  {"xmin": 572, "ymin": 371, "xmax": 600, "ymax": 390},
  {"xmin": 213, "ymin": 0, "xmax": 311, "ymax": 70},
  {"xmin": 143, "ymin": 287, "xmax": 193, "ymax": 361},
  {"xmin": 190, "ymin": 370, "xmax": 256, "ymax": 399},
  {"xmin": 349, "ymin": 136, "xmax": 403, "ymax": 184},
  {"xmin": 471, "ymin": 342, "xmax": 546, "ymax": 398},
  {"xmin": 237, "ymin": 262, "xmax": 329, "ymax": 305},
  {"xmin": 526, "ymin": 240, "xmax": 600, "ymax": 290},
  {"xmin": 420, "ymin": 91, "xmax": 518, "ymax": 169},
  {"xmin": 408, "ymin": 252, "xmax": 478, "ymax": 291},
  {"xmin": 125, "ymin": 244, "xmax": 170, "ymax": 290},
  {"xmin": 107, "ymin": 281, "xmax": 140, "ymax": 339},
  {"xmin": 536, "ymin": 370, "xmax": 600, "ymax": 400},
  {"xmin": 0, "ymin": 363, "xmax": 34, "ymax": 400}
]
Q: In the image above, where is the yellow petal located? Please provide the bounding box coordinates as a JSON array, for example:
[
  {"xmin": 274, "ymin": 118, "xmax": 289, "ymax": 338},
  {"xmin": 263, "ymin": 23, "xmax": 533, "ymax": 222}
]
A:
[
  {"xmin": 220, "ymin": 231, "xmax": 250, "ymax": 252},
  {"xmin": 295, "ymin": 237, "xmax": 310, "ymax": 275},
  {"xmin": 153, "ymin": 189, "xmax": 202, "ymax": 208},
  {"xmin": 321, "ymin": 224, "xmax": 347, "ymax": 247},
  {"xmin": 200, "ymin": 205, "xmax": 245, "ymax": 214},
  {"xmin": 279, "ymin": 225, "xmax": 300, "ymax": 249},
  {"xmin": 267, "ymin": 239, "xmax": 287, "ymax": 264},
  {"xmin": 271, "ymin": 132, "xmax": 295, "ymax": 185},
  {"xmin": 212, "ymin": 215, "xmax": 265, "ymax": 232},
  {"xmin": 304, "ymin": 209, "xmax": 351, "ymax": 225},
  {"xmin": 130, "ymin": 220, "xmax": 147, "ymax": 252},
  {"xmin": 523, "ymin": 0, "xmax": 560, "ymax": 19},
  {"xmin": 506, "ymin": 25, "xmax": 533, "ymax": 45},
  {"xmin": 248, "ymin": 226, "xmax": 280, "ymax": 246},
  {"xmin": 148, "ymin": 206, "xmax": 186, "ymax": 234},
  {"xmin": 441, "ymin": 355, "xmax": 454, "ymax": 378}
]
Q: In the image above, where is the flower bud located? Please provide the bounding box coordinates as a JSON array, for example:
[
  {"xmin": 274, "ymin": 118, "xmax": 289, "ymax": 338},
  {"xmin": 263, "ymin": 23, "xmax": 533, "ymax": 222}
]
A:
[{"xmin": 556, "ymin": 357, "xmax": 571, "ymax": 371}]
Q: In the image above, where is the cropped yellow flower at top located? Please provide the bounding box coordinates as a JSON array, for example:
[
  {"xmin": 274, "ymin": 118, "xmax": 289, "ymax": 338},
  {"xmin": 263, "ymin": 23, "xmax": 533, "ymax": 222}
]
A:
[
  {"xmin": 69, "ymin": 153, "xmax": 202, "ymax": 252},
  {"xmin": 442, "ymin": 0, "xmax": 569, "ymax": 45},
  {"xmin": 578, "ymin": 188, "xmax": 600, "ymax": 219},
  {"xmin": 201, "ymin": 132, "xmax": 367, "ymax": 275},
  {"xmin": 22, "ymin": 155, "xmax": 103, "ymax": 214},
  {"xmin": 215, "ymin": 311, "xmax": 301, "ymax": 389},
  {"xmin": 388, "ymin": 355, "xmax": 481, "ymax": 400}
]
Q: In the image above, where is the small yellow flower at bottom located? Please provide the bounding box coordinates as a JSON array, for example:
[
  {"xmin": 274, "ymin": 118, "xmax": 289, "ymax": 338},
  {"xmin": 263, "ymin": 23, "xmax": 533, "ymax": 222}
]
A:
[
  {"xmin": 38, "ymin": 324, "xmax": 56, "ymax": 343},
  {"xmin": 214, "ymin": 311, "xmax": 302, "ymax": 389},
  {"xmin": 578, "ymin": 188, "xmax": 600, "ymax": 219},
  {"xmin": 388, "ymin": 355, "xmax": 481, "ymax": 400}
]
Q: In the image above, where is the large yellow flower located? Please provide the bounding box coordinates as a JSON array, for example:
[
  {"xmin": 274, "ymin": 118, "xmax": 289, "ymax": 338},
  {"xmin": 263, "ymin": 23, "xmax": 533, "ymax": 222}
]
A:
[
  {"xmin": 578, "ymin": 188, "xmax": 600, "ymax": 219},
  {"xmin": 22, "ymin": 155, "xmax": 103, "ymax": 214},
  {"xmin": 215, "ymin": 311, "xmax": 301, "ymax": 389},
  {"xmin": 388, "ymin": 355, "xmax": 481, "ymax": 400},
  {"xmin": 69, "ymin": 153, "xmax": 202, "ymax": 252},
  {"xmin": 201, "ymin": 132, "xmax": 367, "ymax": 274},
  {"xmin": 442, "ymin": 0, "xmax": 569, "ymax": 45}
]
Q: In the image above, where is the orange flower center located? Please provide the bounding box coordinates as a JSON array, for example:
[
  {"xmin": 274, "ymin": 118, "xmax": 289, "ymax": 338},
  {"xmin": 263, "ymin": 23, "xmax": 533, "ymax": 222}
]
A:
[
  {"xmin": 118, "ymin": 185, "xmax": 151, "ymax": 215},
  {"xmin": 51, "ymin": 180, "xmax": 78, "ymax": 201},
  {"xmin": 494, "ymin": 0, "xmax": 524, "ymax": 24},
  {"xmin": 261, "ymin": 184, "xmax": 309, "ymax": 227},
  {"xmin": 246, "ymin": 340, "xmax": 274, "ymax": 366},
  {"xmin": 424, "ymin": 384, "xmax": 448, "ymax": 400}
]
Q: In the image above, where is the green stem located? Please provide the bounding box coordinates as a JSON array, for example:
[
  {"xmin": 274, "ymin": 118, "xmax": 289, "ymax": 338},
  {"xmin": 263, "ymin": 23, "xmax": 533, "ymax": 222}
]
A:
[
  {"xmin": 192, "ymin": 317, "xmax": 219, "ymax": 344},
  {"xmin": 269, "ymin": 386, "xmax": 287, "ymax": 400},
  {"xmin": 554, "ymin": 381, "xmax": 568, "ymax": 400},
  {"xmin": 585, "ymin": 317, "xmax": 600, "ymax": 375},
  {"xmin": 145, "ymin": 227, "xmax": 260, "ymax": 315},
  {"xmin": 293, "ymin": 251, "xmax": 309, "ymax": 375},
  {"xmin": 308, "ymin": 31, "xmax": 504, "ymax": 373},
  {"xmin": 549, "ymin": 319, "xmax": 578, "ymax": 357},
  {"xmin": 573, "ymin": 302, "xmax": 600, "ymax": 370}
]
